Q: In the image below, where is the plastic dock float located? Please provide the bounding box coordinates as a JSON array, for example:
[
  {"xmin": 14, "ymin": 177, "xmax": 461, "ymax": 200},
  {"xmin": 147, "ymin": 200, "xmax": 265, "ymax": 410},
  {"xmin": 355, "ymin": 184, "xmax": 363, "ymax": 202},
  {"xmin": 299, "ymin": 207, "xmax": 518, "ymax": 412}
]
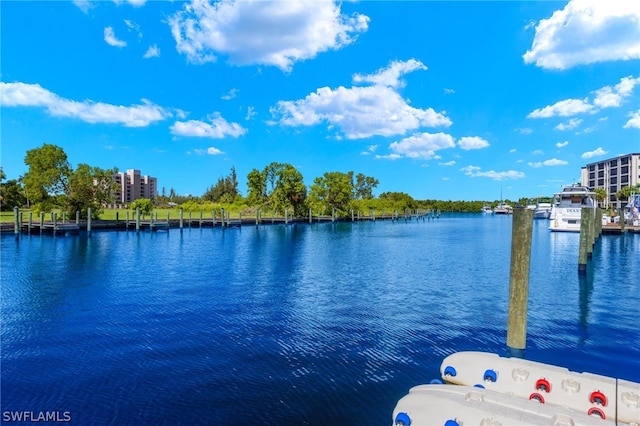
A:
[
  {"xmin": 439, "ymin": 351, "xmax": 640, "ymax": 424},
  {"xmin": 392, "ymin": 384, "xmax": 609, "ymax": 426}
]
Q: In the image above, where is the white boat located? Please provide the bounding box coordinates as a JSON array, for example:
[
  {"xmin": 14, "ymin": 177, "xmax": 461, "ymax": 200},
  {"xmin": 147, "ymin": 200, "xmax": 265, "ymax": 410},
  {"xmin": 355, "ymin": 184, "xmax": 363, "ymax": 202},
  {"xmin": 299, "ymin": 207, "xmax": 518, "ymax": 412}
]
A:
[
  {"xmin": 493, "ymin": 203, "xmax": 513, "ymax": 215},
  {"xmin": 481, "ymin": 204, "xmax": 493, "ymax": 214},
  {"xmin": 534, "ymin": 202, "xmax": 552, "ymax": 219},
  {"xmin": 549, "ymin": 184, "xmax": 596, "ymax": 232}
]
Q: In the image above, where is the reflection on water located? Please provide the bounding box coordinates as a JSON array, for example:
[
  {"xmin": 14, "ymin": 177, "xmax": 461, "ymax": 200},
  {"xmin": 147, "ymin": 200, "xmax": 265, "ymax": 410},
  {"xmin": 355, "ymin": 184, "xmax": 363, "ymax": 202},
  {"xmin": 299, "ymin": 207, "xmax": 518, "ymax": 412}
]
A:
[{"xmin": 2, "ymin": 215, "xmax": 639, "ymax": 424}]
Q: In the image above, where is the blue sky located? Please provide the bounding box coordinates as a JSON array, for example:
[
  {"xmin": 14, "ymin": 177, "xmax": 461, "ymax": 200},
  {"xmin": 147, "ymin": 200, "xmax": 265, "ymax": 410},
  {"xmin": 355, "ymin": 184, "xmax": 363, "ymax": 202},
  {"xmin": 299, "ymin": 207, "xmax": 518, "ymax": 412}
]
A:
[{"xmin": 2, "ymin": 0, "xmax": 639, "ymax": 201}]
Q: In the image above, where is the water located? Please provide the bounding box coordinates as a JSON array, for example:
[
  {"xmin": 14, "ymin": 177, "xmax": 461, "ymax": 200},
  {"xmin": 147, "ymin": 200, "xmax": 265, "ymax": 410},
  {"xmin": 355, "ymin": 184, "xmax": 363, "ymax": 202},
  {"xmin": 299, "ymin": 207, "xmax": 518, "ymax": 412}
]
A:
[{"xmin": 2, "ymin": 215, "xmax": 639, "ymax": 425}]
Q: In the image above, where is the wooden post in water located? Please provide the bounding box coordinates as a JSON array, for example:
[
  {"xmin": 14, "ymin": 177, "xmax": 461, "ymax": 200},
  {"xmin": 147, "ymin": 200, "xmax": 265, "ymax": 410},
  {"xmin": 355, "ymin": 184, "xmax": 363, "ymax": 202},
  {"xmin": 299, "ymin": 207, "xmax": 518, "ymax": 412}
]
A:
[
  {"xmin": 76, "ymin": 210, "xmax": 80, "ymax": 225},
  {"xmin": 578, "ymin": 208, "xmax": 590, "ymax": 273},
  {"xmin": 136, "ymin": 207, "xmax": 141, "ymax": 232},
  {"xmin": 14, "ymin": 206, "xmax": 19, "ymax": 234},
  {"xmin": 116, "ymin": 211, "xmax": 119, "ymax": 224},
  {"xmin": 39, "ymin": 212, "xmax": 44, "ymax": 235},
  {"xmin": 28, "ymin": 211, "xmax": 33, "ymax": 235},
  {"xmin": 332, "ymin": 208, "xmax": 335, "ymax": 223},
  {"xmin": 619, "ymin": 208, "xmax": 625, "ymax": 232},
  {"xmin": 507, "ymin": 207, "xmax": 534, "ymax": 351},
  {"xmin": 150, "ymin": 209, "xmax": 154, "ymax": 231},
  {"xmin": 199, "ymin": 211, "xmax": 203, "ymax": 227},
  {"xmin": 587, "ymin": 208, "xmax": 596, "ymax": 259},
  {"xmin": 309, "ymin": 208, "xmax": 312, "ymax": 224},
  {"xmin": 126, "ymin": 211, "xmax": 129, "ymax": 229},
  {"xmin": 179, "ymin": 208, "xmax": 184, "ymax": 229},
  {"xmin": 52, "ymin": 212, "xmax": 57, "ymax": 233},
  {"xmin": 285, "ymin": 208, "xmax": 288, "ymax": 225},
  {"xmin": 87, "ymin": 208, "xmax": 92, "ymax": 233}
]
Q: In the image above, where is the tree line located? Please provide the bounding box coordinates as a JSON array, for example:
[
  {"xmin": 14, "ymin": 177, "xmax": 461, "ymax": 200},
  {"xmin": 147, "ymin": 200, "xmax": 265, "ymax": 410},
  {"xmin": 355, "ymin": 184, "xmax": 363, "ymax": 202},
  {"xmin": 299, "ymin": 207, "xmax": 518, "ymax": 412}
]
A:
[{"xmin": 2, "ymin": 143, "xmax": 637, "ymax": 217}]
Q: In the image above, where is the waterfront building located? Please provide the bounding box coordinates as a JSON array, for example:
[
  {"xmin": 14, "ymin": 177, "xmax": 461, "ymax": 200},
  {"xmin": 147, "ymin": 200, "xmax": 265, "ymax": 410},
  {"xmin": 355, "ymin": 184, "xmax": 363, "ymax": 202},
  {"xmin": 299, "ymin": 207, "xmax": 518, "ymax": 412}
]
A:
[
  {"xmin": 581, "ymin": 153, "xmax": 640, "ymax": 209},
  {"xmin": 112, "ymin": 169, "xmax": 157, "ymax": 205}
]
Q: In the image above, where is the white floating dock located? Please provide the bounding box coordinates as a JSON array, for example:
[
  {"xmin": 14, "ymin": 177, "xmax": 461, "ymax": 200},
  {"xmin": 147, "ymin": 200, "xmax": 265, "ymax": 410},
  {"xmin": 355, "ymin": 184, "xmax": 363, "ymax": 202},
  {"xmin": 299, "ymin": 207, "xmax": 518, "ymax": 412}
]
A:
[
  {"xmin": 438, "ymin": 351, "xmax": 640, "ymax": 424},
  {"xmin": 393, "ymin": 384, "xmax": 608, "ymax": 426}
]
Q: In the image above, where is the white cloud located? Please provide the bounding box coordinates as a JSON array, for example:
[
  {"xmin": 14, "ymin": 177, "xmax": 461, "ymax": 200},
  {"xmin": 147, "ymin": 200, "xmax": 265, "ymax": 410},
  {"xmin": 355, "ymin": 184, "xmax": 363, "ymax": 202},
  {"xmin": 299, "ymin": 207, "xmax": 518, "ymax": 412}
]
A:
[
  {"xmin": 221, "ymin": 88, "xmax": 238, "ymax": 100},
  {"xmin": 532, "ymin": 149, "xmax": 544, "ymax": 155},
  {"xmin": 73, "ymin": 0, "xmax": 93, "ymax": 14},
  {"xmin": 529, "ymin": 75, "xmax": 640, "ymax": 120},
  {"xmin": 104, "ymin": 27, "xmax": 127, "ymax": 47},
  {"xmin": 0, "ymin": 82, "xmax": 171, "ymax": 127},
  {"xmin": 458, "ymin": 136, "xmax": 489, "ymax": 150},
  {"xmin": 361, "ymin": 144, "xmax": 378, "ymax": 155},
  {"xmin": 593, "ymin": 76, "xmax": 640, "ymax": 108},
  {"xmin": 624, "ymin": 110, "xmax": 640, "ymax": 128},
  {"xmin": 353, "ymin": 59, "xmax": 426, "ymax": 88},
  {"xmin": 114, "ymin": 0, "xmax": 146, "ymax": 6},
  {"xmin": 387, "ymin": 132, "xmax": 455, "ymax": 160},
  {"xmin": 528, "ymin": 98, "xmax": 593, "ymax": 118},
  {"xmin": 374, "ymin": 153, "xmax": 402, "ymax": 160},
  {"xmin": 444, "ymin": 88, "xmax": 455, "ymax": 95},
  {"xmin": 528, "ymin": 158, "xmax": 568, "ymax": 167},
  {"xmin": 194, "ymin": 147, "xmax": 224, "ymax": 155},
  {"xmin": 556, "ymin": 140, "xmax": 569, "ymax": 148},
  {"xmin": 523, "ymin": 0, "xmax": 640, "ymax": 70},
  {"xmin": 439, "ymin": 160, "xmax": 456, "ymax": 166},
  {"xmin": 581, "ymin": 147, "xmax": 608, "ymax": 159},
  {"xmin": 509, "ymin": 148, "xmax": 517, "ymax": 153},
  {"xmin": 168, "ymin": 0, "xmax": 369, "ymax": 71},
  {"xmin": 245, "ymin": 106, "xmax": 257, "ymax": 120},
  {"xmin": 555, "ymin": 118, "xmax": 582, "ymax": 130},
  {"xmin": 170, "ymin": 113, "xmax": 247, "ymax": 139},
  {"xmin": 271, "ymin": 61, "xmax": 451, "ymax": 139},
  {"xmin": 143, "ymin": 44, "xmax": 160, "ymax": 59},
  {"xmin": 460, "ymin": 165, "xmax": 525, "ymax": 181},
  {"xmin": 515, "ymin": 127, "xmax": 532, "ymax": 135}
]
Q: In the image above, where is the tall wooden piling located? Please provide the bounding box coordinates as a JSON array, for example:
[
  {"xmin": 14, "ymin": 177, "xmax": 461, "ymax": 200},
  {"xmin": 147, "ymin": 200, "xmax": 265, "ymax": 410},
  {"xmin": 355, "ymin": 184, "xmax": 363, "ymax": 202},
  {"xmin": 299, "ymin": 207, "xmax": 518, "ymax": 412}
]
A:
[
  {"xmin": 179, "ymin": 208, "xmax": 184, "ymax": 229},
  {"xmin": 87, "ymin": 208, "xmax": 92, "ymax": 233},
  {"xmin": 578, "ymin": 208, "xmax": 590, "ymax": 273},
  {"xmin": 136, "ymin": 207, "xmax": 141, "ymax": 232},
  {"xmin": 52, "ymin": 212, "xmax": 57, "ymax": 233},
  {"xmin": 39, "ymin": 212, "xmax": 44, "ymax": 235},
  {"xmin": 587, "ymin": 208, "xmax": 595, "ymax": 258},
  {"xmin": 14, "ymin": 206, "xmax": 19, "ymax": 234},
  {"xmin": 309, "ymin": 208, "xmax": 312, "ymax": 224},
  {"xmin": 619, "ymin": 208, "xmax": 625, "ymax": 232},
  {"xmin": 76, "ymin": 210, "xmax": 80, "ymax": 225},
  {"xmin": 28, "ymin": 211, "xmax": 33, "ymax": 235},
  {"xmin": 507, "ymin": 207, "xmax": 534, "ymax": 350}
]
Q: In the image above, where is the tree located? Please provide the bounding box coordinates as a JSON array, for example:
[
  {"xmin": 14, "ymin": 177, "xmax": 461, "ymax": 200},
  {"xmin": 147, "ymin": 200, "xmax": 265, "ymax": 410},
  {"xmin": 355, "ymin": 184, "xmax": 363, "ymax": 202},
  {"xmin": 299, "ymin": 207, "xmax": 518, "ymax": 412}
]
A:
[
  {"xmin": 246, "ymin": 162, "xmax": 306, "ymax": 216},
  {"xmin": 353, "ymin": 173, "xmax": 379, "ymax": 200},
  {"xmin": 130, "ymin": 198, "xmax": 154, "ymax": 216},
  {"xmin": 246, "ymin": 168, "xmax": 267, "ymax": 206},
  {"xmin": 272, "ymin": 164, "xmax": 307, "ymax": 216},
  {"xmin": 66, "ymin": 164, "xmax": 117, "ymax": 219},
  {"xmin": 594, "ymin": 187, "xmax": 607, "ymax": 206},
  {"xmin": 308, "ymin": 171, "xmax": 354, "ymax": 216},
  {"xmin": 23, "ymin": 143, "xmax": 72, "ymax": 212},
  {"xmin": 203, "ymin": 167, "xmax": 239, "ymax": 203},
  {"xmin": 0, "ymin": 176, "xmax": 27, "ymax": 211},
  {"xmin": 616, "ymin": 185, "xmax": 639, "ymax": 202}
]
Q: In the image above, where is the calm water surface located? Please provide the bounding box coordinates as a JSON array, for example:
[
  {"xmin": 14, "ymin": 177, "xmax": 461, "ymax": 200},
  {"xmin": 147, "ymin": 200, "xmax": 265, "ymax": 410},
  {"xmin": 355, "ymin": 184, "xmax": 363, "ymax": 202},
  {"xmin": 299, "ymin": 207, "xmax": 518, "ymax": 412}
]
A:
[{"xmin": 2, "ymin": 214, "xmax": 639, "ymax": 425}]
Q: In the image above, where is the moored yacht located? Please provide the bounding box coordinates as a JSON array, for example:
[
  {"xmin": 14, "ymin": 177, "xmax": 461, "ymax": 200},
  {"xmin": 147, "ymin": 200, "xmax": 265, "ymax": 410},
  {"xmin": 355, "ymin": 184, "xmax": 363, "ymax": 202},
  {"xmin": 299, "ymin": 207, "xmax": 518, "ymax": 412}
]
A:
[
  {"xmin": 549, "ymin": 184, "xmax": 596, "ymax": 232},
  {"xmin": 533, "ymin": 202, "xmax": 552, "ymax": 219}
]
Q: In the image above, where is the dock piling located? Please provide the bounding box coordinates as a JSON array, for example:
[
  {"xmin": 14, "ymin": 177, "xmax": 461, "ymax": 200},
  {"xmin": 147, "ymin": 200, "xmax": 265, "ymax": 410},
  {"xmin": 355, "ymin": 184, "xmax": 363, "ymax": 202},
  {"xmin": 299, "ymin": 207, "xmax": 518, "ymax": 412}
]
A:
[
  {"xmin": 87, "ymin": 208, "xmax": 92, "ymax": 233},
  {"xmin": 136, "ymin": 207, "xmax": 141, "ymax": 232},
  {"xmin": 507, "ymin": 207, "xmax": 534, "ymax": 350},
  {"xmin": 578, "ymin": 208, "xmax": 590, "ymax": 273},
  {"xmin": 14, "ymin": 206, "xmax": 19, "ymax": 235}
]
